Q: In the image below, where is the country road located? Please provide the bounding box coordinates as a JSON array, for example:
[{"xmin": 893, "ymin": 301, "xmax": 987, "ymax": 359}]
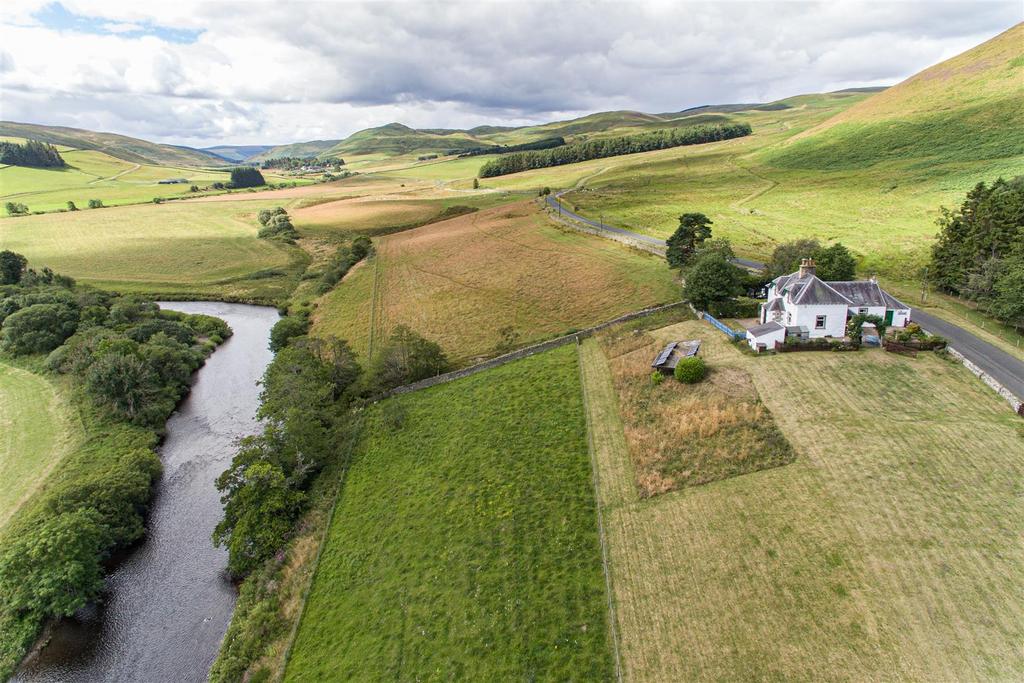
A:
[{"xmin": 545, "ymin": 192, "xmax": 1024, "ymax": 403}]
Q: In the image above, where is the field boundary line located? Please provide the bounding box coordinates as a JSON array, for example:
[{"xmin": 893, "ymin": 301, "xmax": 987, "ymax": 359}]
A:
[
  {"xmin": 383, "ymin": 300, "xmax": 688, "ymax": 398},
  {"xmin": 274, "ymin": 418, "xmax": 364, "ymax": 683},
  {"xmin": 576, "ymin": 341, "xmax": 624, "ymax": 682},
  {"xmin": 366, "ymin": 253, "xmax": 382, "ymax": 360}
]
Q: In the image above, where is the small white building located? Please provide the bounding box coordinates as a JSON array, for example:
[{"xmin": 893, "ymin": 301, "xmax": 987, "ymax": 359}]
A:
[
  {"xmin": 759, "ymin": 258, "xmax": 911, "ymax": 340},
  {"xmin": 746, "ymin": 320, "xmax": 786, "ymax": 352}
]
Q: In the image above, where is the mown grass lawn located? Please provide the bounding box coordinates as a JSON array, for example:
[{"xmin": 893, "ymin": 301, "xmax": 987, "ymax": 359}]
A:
[
  {"xmin": 0, "ymin": 361, "xmax": 77, "ymax": 531},
  {"xmin": 284, "ymin": 346, "xmax": 615, "ymax": 682},
  {"xmin": 581, "ymin": 322, "xmax": 1024, "ymax": 681}
]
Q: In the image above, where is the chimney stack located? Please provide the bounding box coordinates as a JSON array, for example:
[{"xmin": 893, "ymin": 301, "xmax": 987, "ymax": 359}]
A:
[{"xmin": 799, "ymin": 258, "xmax": 816, "ymax": 278}]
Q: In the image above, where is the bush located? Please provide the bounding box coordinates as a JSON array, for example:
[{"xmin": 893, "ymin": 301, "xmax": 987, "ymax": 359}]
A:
[
  {"xmin": 708, "ymin": 296, "xmax": 761, "ymax": 318},
  {"xmin": 5, "ymin": 202, "xmax": 29, "ymax": 216},
  {"xmin": 1, "ymin": 303, "xmax": 79, "ymax": 354},
  {"xmin": 268, "ymin": 315, "xmax": 310, "ymax": 352},
  {"xmin": 87, "ymin": 199, "xmax": 104, "ymax": 209},
  {"xmin": 372, "ymin": 325, "xmax": 449, "ymax": 390},
  {"xmin": 650, "ymin": 371, "xmax": 665, "ymax": 385},
  {"xmin": 673, "ymin": 356, "xmax": 706, "ymax": 384}
]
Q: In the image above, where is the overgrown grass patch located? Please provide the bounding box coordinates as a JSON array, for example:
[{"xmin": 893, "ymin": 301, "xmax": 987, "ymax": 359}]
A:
[
  {"xmin": 283, "ymin": 346, "xmax": 614, "ymax": 681},
  {"xmin": 599, "ymin": 321, "xmax": 794, "ymax": 496}
]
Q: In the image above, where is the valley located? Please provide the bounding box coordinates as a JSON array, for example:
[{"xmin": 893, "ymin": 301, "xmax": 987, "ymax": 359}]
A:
[{"xmin": 0, "ymin": 16, "xmax": 1021, "ymax": 683}]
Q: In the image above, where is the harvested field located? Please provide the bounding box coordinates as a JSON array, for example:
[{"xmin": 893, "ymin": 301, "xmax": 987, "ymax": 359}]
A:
[
  {"xmin": 312, "ymin": 200, "xmax": 678, "ymax": 364},
  {"xmin": 580, "ymin": 323, "xmax": 1024, "ymax": 681}
]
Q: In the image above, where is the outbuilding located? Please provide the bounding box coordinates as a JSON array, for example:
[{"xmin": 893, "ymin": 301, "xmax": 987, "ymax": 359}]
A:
[
  {"xmin": 746, "ymin": 321, "xmax": 785, "ymax": 352},
  {"xmin": 651, "ymin": 340, "xmax": 701, "ymax": 374}
]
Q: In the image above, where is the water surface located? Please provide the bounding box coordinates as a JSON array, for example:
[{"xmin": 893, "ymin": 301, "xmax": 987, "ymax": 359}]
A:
[{"xmin": 15, "ymin": 302, "xmax": 278, "ymax": 683}]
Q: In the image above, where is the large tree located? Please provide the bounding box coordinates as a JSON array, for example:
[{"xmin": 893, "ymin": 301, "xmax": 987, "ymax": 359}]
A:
[
  {"xmin": 666, "ymin": 213, "xmax": 714, "ymax": 268},
  {"xmin": 813, "ymin": 243, "xmax": 857, "ymax": 280},
  {"xmin": 0, "ymin": 250, "xmax": 28, "ymax": 284},
  {"xmin": 372, "ymin": 325, "xmax": 449, "ymax": 390},
  {"xmin": 682, "ymin": 253, "xmax": 744, "ymax": 311}
]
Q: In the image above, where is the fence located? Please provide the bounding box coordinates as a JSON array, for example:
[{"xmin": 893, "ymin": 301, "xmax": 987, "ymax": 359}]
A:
[
  {"xmin": 699, "ymin": 312, "xmax": 745, "ymax": 340},
  {"xmin": 384, "ymin": 301, "xmax": 689, "ymax": 397}
]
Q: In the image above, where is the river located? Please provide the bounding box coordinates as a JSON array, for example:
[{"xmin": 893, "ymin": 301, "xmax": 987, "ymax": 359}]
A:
[{"xmin": 15, "ymin": 302, "xmax": 279, "ymax": 683}]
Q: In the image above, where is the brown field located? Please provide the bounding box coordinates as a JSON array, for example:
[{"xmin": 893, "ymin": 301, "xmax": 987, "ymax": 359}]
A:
[
  {"xmin": 311, "ymin": 200, "xmax": 679, "ymax": 364},
  {"xmin": 580, "ymin": 323, "xmax": 1024, "ymax": 681},
  {"xmin": 598, "ymin": 325, "xmax": 793, "ymax": 497}
]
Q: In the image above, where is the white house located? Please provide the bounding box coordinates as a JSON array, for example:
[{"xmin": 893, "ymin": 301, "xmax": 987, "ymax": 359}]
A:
[{"xmin": 756, "ymin": 258, "xmax": 911, "ymax": 346}]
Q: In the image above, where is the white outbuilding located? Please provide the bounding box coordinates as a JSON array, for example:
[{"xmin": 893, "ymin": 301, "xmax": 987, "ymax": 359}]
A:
[{"xmin": 746, "ymin": 320, "xmax": 786, "ymax": 352}]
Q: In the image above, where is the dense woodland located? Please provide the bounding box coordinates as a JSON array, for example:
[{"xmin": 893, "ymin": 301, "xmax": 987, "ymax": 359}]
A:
[
  {"xmin": 229, "ymin": 166, "xmax": 266, "ymax": 188},
  {"xmin": 477, "ymin": 122, "xmax": 751, "ymax": 177},
  {"xmin": 931, "ymin": 176, "xmax": 1024, "ymax": 328},
  {"xmin": 0, "ymin": 252, "xmax": 230, "ymax": 675},
  {"xmin": 260, "ymin": 156, "xmax": 344, "ymax": 170},
  {"xmin": 0, "ymin": 140, "xmax": 65, "ymax": 168},
  {"xmin": 457, "ymin": 136, "xmax": 565, "ymax": 157}
]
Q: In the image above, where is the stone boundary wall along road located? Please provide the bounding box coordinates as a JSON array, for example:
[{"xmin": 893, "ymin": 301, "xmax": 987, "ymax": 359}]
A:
[{"xmin": 947, "ymin": 346, "xmax": 1024, "ymax": 415}]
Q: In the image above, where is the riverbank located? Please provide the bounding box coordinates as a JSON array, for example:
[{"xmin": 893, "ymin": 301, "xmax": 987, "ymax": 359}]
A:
[{"xmin": 3, "ymin": 303, "xmax": 278, "ymax": 682}]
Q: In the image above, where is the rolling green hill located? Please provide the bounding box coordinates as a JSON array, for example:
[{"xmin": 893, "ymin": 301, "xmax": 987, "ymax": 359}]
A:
[
  {"xmin": 767, "ymin": 23, "xmax": 1024, "ymax": 169},
  {"xmin": 201, "ymin": 145, "xmax": 274, "ymax": 162},
  {"xmin": 0, "ymin": 121, "xmax": 227, "ymax": 167},
  {"xmin": 248, "ymin": 139, "xmax": 342, "ymax": 163}
]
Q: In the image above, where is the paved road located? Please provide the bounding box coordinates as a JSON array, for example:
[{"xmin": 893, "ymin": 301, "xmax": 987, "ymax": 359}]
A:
[
  {"xmin": 911, "ymin": 309, "xmax": 1024, "ymax": 402},
  {"xmin": 545, "ymin": 192, "xmax": 1024, "ymax": 402}
]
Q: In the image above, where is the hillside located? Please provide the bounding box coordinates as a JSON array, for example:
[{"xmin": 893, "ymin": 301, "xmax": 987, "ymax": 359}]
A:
[
  {"xmin": 0, "ymin": 121, "xmax": 227, "ymax": 167},
  {"xmin": 322, "ymin": 122, "xmax": 486, "ymax": 157},
  {"xmin": 767, "ymin": 23, "xmax": 1024, "ymax": 168},
  {"xmin": 248, "ymin": 139, "xmax": 341, "ymax": 163},
  {"xmin": 201, "ymin": 144, "xmax": 274, "ymax": 162}
]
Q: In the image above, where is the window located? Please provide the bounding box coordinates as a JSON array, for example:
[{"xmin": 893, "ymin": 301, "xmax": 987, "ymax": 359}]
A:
[
  {"xmin": 858, "ymin": 307, "xmax": 868, "ymax": 315},
  {"xmin": 815, "ymin": 315, "xmax": 827, "ymax": 329}
]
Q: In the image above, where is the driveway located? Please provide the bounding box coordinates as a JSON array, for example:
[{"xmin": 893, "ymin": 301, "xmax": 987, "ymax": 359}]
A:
[{"xmin": 545, "ymin": 192, "xmax": 1024, "ymax": 403}]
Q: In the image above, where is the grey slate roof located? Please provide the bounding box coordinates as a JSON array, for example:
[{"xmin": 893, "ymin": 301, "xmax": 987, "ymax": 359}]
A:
[
  {"xmin": 773, "ymin": 271, "xmax": 909, "ymax": 309},
  {"xmin": 764, "ymin": 297, "xmax": 784, "ymax": 313},
  {"xmin": 747, "ymin": 321, "xmax": 784, "ymax": 337}
]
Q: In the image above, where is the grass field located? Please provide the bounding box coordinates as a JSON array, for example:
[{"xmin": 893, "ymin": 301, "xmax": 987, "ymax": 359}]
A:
[
  {"xmin": 580, "ymin": 322, "xmax": 1024, "ymax": 681},
  {"xmin": 0, "ymin": 147, "xmax": 305, "ymax": 213},
  {"xmin": 0, "ymin": 361, "xmax": 76, "ymax": 531},
  {"xmin": 284, "ymin": 346, "xmax": 614, "ymax": 681},
  {"xmin": 311, "ymin": 201, "xmax": 679, "ymax": 364},
  {"xmin": 0, "ymin": 199, "xmax": 308, "ymax": 301}
]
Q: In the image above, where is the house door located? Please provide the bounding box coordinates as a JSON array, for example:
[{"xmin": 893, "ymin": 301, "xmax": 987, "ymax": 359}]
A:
[{"xmin": 884, "ymin": 310, "xmax": 894, "ymax": 325}]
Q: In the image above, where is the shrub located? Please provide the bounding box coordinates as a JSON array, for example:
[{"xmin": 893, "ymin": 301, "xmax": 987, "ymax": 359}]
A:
[
  {"xmin": 650, "ymin": 371, "xmax": 665, "ymax": 385},
  {"xmin": 372, "ymin": 325, "xmax": 449, "ymax": 390},
  {"xmin": 66, "ymin": 201, "xmax": 77, "ymax": 211},
  {"xmin": 268, "ymin": 315, "xmax": 310, "ymax": 352},
  {"xmin": 0, "ymin": 250, "xmax": 28, "ymax": 284},
  {"xmin": 674, "ymin": 356, "xmax": 706, "ymax": 384},
  {"xmin": 5, "ymin": 202, "xmax": 29, "ymax": 216},
  {"xmin": 87, "ymin": 199, "xmax": 104, "ymax": 209},
  {"xmin": 1, "ymin": 303, "xmax": 79, "ymax": 354}
]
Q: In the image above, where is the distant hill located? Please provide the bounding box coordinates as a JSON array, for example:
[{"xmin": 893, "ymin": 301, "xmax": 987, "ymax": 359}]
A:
[
  {"xmin": 0, "ymin": 121, "xmax": 228, "ymax": 167},
  {"xmin": 767, "ymin": 24, "xmax": 1024, "ymax": 169},
  {"xmin": 201, "ymin": 144, "xmax": 274, "ymax": 162},
  {"xmin": 248, "ymin": 139, "xmax": 342, "ymax": 163}
]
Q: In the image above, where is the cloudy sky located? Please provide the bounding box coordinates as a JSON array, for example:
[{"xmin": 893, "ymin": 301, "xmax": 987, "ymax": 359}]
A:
[{"xmin": 0, "ymin": 1, "xmax": 1019, "ymax": 147}]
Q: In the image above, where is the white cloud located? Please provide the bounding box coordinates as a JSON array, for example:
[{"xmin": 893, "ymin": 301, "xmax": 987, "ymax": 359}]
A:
[{"xmin": 0, "ymin": 0, "xmax": 1018, "ymax": 145}]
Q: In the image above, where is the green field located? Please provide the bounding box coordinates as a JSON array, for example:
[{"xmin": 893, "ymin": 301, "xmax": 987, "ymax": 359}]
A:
[
  {"xmin": 284, "ymin": 346, "xmax": 614, "ymax": 681},
  {"xmin": 580, "ymin": 322, "xmax": 1024, "ymax": 681},
  {"xmin": 0, "ymin": 199, "xmax": 308, "ymax": 301},
  {"xmin": 0, "ymin": 147, "xmax": 306, "ymax": 213},
  {"xmin": 0, "ymin": 361, "xmax": 76, "ymax": 530}
]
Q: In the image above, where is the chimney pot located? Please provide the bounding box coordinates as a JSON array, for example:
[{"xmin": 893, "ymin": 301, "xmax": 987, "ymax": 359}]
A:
[{"xmin": 799, "ymin": 258, "xmax": 816, "ymax": 278}]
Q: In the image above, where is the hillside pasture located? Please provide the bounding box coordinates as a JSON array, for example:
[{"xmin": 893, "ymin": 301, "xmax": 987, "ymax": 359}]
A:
[
  {"xmin": 311, "ymin": 200, "xmax": 679, "ymax": 364},
  {"xmin": 283, "ymin": 346, "xmax": 614, "ymax": 681},
  {"xmin": 0, "ymin": 200, "xmax": 306, "ymax": 301},
  {"xmin": 580, "ymin": 322, "xmax": 1024, "ymax": 681},
  {"xmin": 0, "ymin": 362, "xmax": 76, "ymax": 531}
]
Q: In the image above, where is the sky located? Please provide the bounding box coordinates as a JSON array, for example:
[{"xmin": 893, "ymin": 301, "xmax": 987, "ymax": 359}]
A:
[{"xmin": 0, "ymin": 0, "xmax": 1019, "ymax": 147}]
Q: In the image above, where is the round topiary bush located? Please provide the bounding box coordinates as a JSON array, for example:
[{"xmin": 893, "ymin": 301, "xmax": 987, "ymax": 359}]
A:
[{"xmin": 673, "ymin": 356, "xmax": 706, "ymax": 384}]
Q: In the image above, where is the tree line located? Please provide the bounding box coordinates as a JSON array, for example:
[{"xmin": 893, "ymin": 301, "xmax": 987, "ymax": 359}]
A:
[
  {"xmin": 477, "ymin": 123, "xmax": 752, "ymax": 177},
  {"xmin": 260, "ymin": 156, "xmax": 344, "ymax": 170},
  {"xmin": 457, "ymin": 136, "xmax": 565, "ymax": 158},
  {"xmin": 930, "ymin": 176, "xmax": 1023, "ymax": 328},
  {"xmin": 0, "ymin": 140, "xmax": 65, "ymax": 168},
  {"xmin": 0, "ymin": 253, "xmax": 230, "ymax": 674}
]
